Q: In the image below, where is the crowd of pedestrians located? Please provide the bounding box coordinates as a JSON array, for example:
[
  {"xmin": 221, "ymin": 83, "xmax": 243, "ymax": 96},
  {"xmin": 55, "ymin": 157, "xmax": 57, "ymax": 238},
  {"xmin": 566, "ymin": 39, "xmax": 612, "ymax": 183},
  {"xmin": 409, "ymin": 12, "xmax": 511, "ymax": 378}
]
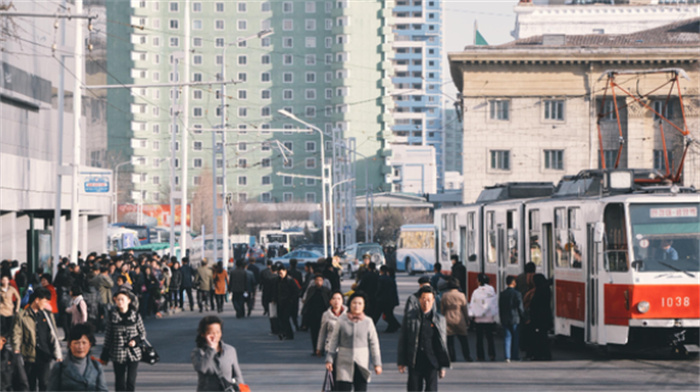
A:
[{"xmin": 0, "ymin": 248, "xmax": 555, "ymax": 392}]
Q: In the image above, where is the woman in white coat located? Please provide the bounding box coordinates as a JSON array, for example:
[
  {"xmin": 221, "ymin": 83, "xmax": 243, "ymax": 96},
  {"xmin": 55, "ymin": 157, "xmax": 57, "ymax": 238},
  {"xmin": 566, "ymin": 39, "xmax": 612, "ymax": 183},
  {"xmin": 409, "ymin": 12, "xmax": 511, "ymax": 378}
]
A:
[
  {"xmin": 325, "ymin": 291, "xmax": 382, "ymax": 391},
  {"xmin": 468, "ymin": 274, "xmax": 498, "ymax": 361}
]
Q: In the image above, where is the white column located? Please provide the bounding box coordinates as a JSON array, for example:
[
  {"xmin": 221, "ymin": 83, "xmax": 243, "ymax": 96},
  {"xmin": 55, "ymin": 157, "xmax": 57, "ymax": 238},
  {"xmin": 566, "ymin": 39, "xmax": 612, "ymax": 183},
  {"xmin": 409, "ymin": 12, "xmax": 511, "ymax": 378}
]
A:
[
  {"xmin": 70, "ymin": 0, "xmax": 84, "ymax": 263},
  {"xmin": 180, "ymin": 0, "xmax": 190, "ymax": 258}
]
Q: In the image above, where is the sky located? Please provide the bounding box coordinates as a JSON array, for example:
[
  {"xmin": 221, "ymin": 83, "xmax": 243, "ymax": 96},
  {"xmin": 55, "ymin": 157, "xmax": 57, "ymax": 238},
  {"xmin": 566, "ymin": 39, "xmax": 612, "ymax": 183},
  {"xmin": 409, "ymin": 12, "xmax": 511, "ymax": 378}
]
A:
[{"xmin": 442, "ymin": 0, "xmax": 519, "ymax": 99}]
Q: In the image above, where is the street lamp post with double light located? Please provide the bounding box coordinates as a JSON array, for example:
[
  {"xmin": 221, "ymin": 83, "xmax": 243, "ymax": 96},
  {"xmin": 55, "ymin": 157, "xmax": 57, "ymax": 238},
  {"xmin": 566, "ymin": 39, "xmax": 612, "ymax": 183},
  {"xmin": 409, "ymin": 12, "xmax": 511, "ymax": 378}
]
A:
[{"xmin": 277, "ymin": 109, "xmax": 330, "ymax": 258}]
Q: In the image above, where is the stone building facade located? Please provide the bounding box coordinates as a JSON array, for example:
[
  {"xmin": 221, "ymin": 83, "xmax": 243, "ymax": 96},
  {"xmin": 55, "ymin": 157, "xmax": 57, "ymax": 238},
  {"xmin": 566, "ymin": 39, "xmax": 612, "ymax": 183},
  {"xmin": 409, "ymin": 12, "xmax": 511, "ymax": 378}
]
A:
[{"xmin": 449, "ymin": 19, "xmax": 700, "ymax": 203}]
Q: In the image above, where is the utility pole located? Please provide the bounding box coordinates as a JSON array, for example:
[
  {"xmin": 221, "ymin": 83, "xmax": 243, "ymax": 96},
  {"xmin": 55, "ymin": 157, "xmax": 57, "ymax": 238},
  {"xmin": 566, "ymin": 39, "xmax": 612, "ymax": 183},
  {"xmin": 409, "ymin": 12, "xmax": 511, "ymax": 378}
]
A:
[
  {"xmin": 69, "ymin": 0, "xmax": 84, "ymax": 264},
  {"xmin": 169, "ymin": 54, "xmax": 183, "ymax": 260},
  {"xmin": 180, "ymin": 0, "xmax": 190, "ymax": 260}
]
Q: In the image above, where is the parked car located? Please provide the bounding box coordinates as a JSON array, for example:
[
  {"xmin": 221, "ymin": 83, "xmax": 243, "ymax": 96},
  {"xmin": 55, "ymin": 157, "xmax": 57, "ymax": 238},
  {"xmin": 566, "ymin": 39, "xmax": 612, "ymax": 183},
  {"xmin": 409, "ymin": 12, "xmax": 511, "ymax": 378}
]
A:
[
  {"xmin": 246, "ymin": 246, "xmax": 266, "ymax": 262},
  {"xmin": 271, "ymin": 249, "xmax": 324, "ymax": 271},
  {"xmin": 340, "ymin": 243, "xmax": 386, "ymax": 279}
]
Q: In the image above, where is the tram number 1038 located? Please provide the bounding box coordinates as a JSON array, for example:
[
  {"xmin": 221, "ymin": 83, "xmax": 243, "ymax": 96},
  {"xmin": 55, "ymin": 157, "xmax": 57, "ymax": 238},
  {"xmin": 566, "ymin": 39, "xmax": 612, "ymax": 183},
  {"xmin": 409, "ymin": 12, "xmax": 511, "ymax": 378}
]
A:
[{"xmin": 661, "ymin": 297, "xmax": 691, "ymax": 307}]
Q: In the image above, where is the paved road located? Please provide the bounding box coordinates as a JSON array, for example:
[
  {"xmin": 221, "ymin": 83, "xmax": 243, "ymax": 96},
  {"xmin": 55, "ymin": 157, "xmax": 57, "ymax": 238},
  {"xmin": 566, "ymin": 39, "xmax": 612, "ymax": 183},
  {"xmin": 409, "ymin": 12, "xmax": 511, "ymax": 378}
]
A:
[{"xmin": 92, "ymin": 273, "xmax": 699, "ymax": 391}]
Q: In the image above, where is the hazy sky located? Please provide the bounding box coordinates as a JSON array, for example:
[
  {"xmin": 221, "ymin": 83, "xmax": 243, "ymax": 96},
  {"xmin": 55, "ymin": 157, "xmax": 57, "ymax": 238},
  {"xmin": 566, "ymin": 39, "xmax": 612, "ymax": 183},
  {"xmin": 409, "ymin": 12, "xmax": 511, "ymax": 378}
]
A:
[{"xmin": 442, "ymin": 0, "xmax": 519, "ymax": 99}]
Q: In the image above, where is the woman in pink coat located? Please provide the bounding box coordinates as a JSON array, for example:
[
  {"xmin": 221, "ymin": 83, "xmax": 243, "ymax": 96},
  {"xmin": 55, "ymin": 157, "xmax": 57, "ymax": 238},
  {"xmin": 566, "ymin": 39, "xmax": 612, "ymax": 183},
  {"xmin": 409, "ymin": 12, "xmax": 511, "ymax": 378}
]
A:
[{"xmin": 66, "ymin": 285, "xmax": 88, "ymax": 327}]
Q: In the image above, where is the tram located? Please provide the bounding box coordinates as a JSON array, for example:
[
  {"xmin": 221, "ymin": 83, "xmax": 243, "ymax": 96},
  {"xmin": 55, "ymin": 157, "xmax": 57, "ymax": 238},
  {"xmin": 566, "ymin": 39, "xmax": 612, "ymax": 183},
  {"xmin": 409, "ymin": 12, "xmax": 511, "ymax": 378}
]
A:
[
  {"xmin": 435, "ymin": 182, "xmax": 554, "ymax": 299},
  {"xmin": 436, "ymin": 169, "xmax": 700, "ymax": 350}
]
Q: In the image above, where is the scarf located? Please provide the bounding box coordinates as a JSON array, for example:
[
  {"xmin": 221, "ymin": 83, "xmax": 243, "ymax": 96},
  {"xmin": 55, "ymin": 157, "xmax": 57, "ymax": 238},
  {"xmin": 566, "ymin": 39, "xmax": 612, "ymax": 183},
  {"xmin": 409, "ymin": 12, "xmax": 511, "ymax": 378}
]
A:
[
  {"xmin": 331, "ymin": 306, "xmax": 345, "ymax": 317},
  {"xmin": 346, "ymin": 311, "xmax": 365, "ymax": 323}
]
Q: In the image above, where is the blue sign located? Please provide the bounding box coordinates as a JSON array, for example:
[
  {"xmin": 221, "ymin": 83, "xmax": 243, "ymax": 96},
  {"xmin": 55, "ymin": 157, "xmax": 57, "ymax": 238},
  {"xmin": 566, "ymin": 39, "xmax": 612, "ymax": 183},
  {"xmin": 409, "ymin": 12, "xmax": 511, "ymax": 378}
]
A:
[{"xmin": 83, "ymin": 175, "xmax": 110, "ymax": 193}]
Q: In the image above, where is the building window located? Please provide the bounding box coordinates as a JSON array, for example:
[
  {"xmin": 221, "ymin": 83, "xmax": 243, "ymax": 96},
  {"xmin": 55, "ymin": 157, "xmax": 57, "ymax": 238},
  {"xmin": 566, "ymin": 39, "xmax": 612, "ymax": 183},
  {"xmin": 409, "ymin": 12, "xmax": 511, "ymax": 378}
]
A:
[
  {"xmin": 283, "ymin": 19, "xmax": 293, "ymax": 31},
  {"xmin": 489, "ymin": 100, "xmax": 509, "ymax": 121},
  {"xmin": 217, "ymin": 2, "xmax": 225, "ymax": 12},
  {"xmin": 543, "ymin": 99, "xmax": 565, "ymax": 121},
  {"xmin": 215, "ymin": 38, "xmax": 224, "ymax": 47},
  {"xmin": 306, "ymin": 72, "xmax": 316, "ymax": 83},
  {"xmin": 283, "ymin": 193, "xmax": 293, "ymax": 203},
  {"xmin": 283, "ymin": 176, "xmax": 293, "ymax": 186},
  {"xmin": 261, "ymin": 2, "xmax": 271, "ymax": 11},
  {"xmin": 544, "ymin": 150, "xmax": 564, "ymax": 170},
  {"xmin": 261, "ymin": 193, "xmax": 271, "ymax": 202},
  {"xmin": 305, "ymin": 157, "xmax": 316, "ymax": 169},
  {"xmin": 305, "ymin": 1, "xmax": 316, "ymax": 13},
  {"xmin": 261, "ymin": 55, "xmax": 271, "ymax": 64},
  {"xmin": 653, "ymin": 149, "xmax": 673, "ymax": 171},
  {"xmin": 238, "ymin": 158, "xmax": 247, "ymax": 168},
  {"xmin": 305, "ymin": 37, "xmax": 316, "ymax": 48},
  {"xmin": 193, "ymin": 55, "xmax": 202, "ymax": 65},
  {"xmin": 653, "ymin": 100, "xmax": 673, "ymax": 120},
  {"xmin": 261, "ymin": 72, "xmax": 271, "ymax": 82},
  {"xmin": 238, "ymin": 55, "xmax": 247, "ymax": 65},
  {"xmin": 305, "ymin": 19, "xmax": 316, "ymax": 31},
  {"xmin": 193, "ymin": 37, "xmax": 202, "ymax": 47},
  {"xmin": 283, "ymin": 54, "xmax": 293, "ymax": 65},
  {"xmin": 305, "ymin": 106, "xmax": 316, "ymax": 118},
  {"xmin": 169, "ymin": 2, "xmax": 178, "ymax": 12},
  {"xmin": 283, "ymin": 158, "xmax": 293, "ymax": 169},
  {"xmin": 193, "ymin": 176, "xmax": 201, "ymax": 186},
  {"xmin": 262, "ymin": 158, "xmax": 271, "ymax": 167},
  {"xmin": 305, "ymin": 141, "xmax": 316, "ymax": 152},
  {"xmin": 237, "ymin": 90, "xmax": 247, "ymax": 100},
  {"xmin": 306, "ymin": 89, "xmax": 316, "ymax": 100},
  {"xmin": 306, "ymin": 54, "xmax": 316, "ymax": 66},
  {"xmin": 490, "ymin": 150, "xmax": 510, "ymax": 170},
  {"xmin": 262, "ymin": 107, "xmax": 271, "ymax": 117},
  {"xmin": 262, "ymin": 176, "xmax": 271, "ymax": 185},
  {"xmin": 215, "ymin": 20, "xmax": 224, "ymax": 30},
  {"xmin": 261, "ymin": 90, "xmax": 271, "ymax": 99},
  {"xmin": 306, "ymin": 178, "xmax": 316, "ymax": 186},
  {"xmin": 306, "ymin": 193, "xmax": 316, "ymax": 203},
  {"xmin": 238, "ymin": 107, "xmax": 248, "ymax": 117},
  {"xmin": 169, "ymin": 37, "xmax": 179, "ymax": 47},
  {"xmin": 193, "ymin": 107, "xmax": 203, "ymax": 117},
  {"xmin": 283, "ymin": 37, "xmax": 293, "ymax": 48},
  {"xmin": 283, "ymin": 90, "xmax": 293, "ymax": 100},
  {"xmin": 169, "ymin": 19, "xmax": 179, "ymax": 29},
  {"xmin": 238, "ymin": 142, "xmax": 247, "ymax": 151},
  {"xmin": 283, "ymin": 1, "xmax": 293, "ymax": 13},
  {"xmin": 238, "ymin": 176, "xmax": 247, "ymax": 186},
  {"xmin": 192, "ymin": 2, "xmax": 201, "ymax": 12},
  {"xmin": 193, "ymin": 141, "xmax": 203, "ymax": 151},
  {"xmin": 238, "ymin": 72, "xmax": 247, "ymax": 82},
  {"xmin": 238, "ymin": 20, "xmax": 247, "ymax": 31},
  {"xmin": 193, "ymin": 158, "xmax": 203, "ymax": 168}
]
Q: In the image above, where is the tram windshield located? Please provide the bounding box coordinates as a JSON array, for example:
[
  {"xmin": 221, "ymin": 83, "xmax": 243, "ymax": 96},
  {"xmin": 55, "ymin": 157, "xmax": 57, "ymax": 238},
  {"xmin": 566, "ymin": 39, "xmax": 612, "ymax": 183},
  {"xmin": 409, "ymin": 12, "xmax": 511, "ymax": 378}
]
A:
[{"xmin": 629, "ymin": 203, "xmax": 700, "ymax": 273}]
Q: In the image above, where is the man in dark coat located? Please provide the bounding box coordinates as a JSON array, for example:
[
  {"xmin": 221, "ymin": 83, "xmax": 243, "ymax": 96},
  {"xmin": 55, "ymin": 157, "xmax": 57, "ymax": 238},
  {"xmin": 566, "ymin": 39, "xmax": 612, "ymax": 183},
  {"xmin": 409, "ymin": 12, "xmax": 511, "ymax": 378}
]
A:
[
  {"xmin": 355, "ymin": 262, "xmax": 379, "ymax": 323},
  {"xmin": 499, "ymin": 275, "xmax": 524, "ymax": 363},
  {"xmin": 228, "ymin": 260, "xmax": 248, "ymax": 318},
  {"xmin": 398, "ymin": 286, "xmax": 450, "ymax": 392},
  {"xmin": 376, "ymin": 266, "xmax": 401, "ymax": 333},
  {"xmin": 301, "ymin": 274, "xmax": 330, "ymax": 355},
  {"xmin": 450, "ymin": 255, "xmax": 467, "ymax": 293},
  {"xmin": 180, "ymin": 257, "xmax": 195, "ymax": 311},
  {"xmin": 287, "ymin": 259, "xmax": 303, "ymax": 330},
  {"xmin": 273, "ymin": 265, "xmax": 300, "ymax": 340},
  {"xmin": 322, "ymin": 259, "xmax": 340, "ymax": 293}
]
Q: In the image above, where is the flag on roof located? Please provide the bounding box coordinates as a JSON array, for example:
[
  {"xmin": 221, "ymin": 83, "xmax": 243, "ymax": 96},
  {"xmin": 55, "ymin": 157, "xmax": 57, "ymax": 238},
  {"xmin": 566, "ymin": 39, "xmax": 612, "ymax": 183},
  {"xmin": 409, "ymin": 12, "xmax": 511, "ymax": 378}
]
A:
[{"xmin": 474, "ymin": 21, "xmax": 489, "ymax": 46}]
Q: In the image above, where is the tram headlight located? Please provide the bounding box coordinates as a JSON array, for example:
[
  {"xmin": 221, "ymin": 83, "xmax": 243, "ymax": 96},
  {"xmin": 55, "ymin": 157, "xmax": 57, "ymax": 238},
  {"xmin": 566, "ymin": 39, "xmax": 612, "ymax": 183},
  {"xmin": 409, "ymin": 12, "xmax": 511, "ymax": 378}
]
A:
[{"xmin": 636, "ymin": 301, "xmax": 650, "ymax": 314}]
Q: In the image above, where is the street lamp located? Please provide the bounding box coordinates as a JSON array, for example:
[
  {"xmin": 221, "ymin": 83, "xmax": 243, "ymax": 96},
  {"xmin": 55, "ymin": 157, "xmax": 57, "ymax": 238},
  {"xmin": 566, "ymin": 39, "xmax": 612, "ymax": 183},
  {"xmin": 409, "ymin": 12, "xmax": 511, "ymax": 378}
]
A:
[
  {"xmin": 330, "ymin": 178, "xmax": 355, "ymax": 254},
  {"xmin": 277, "ymin": 109, "xmax": 330, "ymax": 258},
  {"xmin": 112, "ymin": 161, "xmax": 132, "ymax": 223},
  {"xmin": 214, "ymin": 28, "xmax": 274, "ymax": 265},
  {"xmin": 333, "ymin": 141, "xmax": 374, "ymax": 243}
]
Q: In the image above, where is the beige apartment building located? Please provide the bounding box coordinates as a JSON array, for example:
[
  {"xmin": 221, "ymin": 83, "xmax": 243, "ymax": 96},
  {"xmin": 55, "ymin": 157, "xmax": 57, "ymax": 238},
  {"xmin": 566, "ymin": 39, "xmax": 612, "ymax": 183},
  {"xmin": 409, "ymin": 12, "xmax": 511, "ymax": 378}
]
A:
[{"xmin": 449, "ymin": 18, "xmax": 700, "ymax": 203}]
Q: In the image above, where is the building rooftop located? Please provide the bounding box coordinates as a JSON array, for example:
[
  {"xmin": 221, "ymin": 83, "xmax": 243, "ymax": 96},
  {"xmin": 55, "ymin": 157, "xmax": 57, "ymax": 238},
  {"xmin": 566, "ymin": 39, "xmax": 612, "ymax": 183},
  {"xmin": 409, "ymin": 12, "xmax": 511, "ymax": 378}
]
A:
[{"xmin": 498, "ymin": 17, "xmax": 700, "ymax": 49}]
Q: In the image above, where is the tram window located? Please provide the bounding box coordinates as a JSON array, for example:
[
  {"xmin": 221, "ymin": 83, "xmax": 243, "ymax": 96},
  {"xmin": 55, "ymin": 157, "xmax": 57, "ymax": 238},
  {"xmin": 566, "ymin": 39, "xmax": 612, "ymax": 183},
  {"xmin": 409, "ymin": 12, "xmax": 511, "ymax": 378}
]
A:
[
  {"xmin": 507, "ymin": 210, "xmax": 518, "ymax": 265},
  {"xmin": 554, "ymin": 208, "xmax": 569, "ymax": 268},
  {"xmin": 603, "ymin": 203, "xmax": 629, "ymax": 272},
  {"xmin": 568, "ymin": 208, "xmax": 579, "ymax": 230},
  {"xmin": 529, "ymin": 210, "xmax": 542, "ymax": 266},
  {"xmin": 441, "ymin": 215, "xmax": 447, "ymax": 230},
  {"xmin": 487, "ymin": 212, "xmax": 496, "ymax": 264},
  {"xmin": 467, "ymin": 212, "xmax": 476, "ymax": 260}
]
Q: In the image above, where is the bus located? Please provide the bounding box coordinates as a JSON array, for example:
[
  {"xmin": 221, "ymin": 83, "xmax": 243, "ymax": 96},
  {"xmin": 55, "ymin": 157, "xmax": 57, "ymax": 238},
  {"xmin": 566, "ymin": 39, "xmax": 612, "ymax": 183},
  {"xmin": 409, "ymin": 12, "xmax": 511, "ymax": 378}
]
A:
[
  {"xmin": 259, "ymin": 229, "xmax": 308, "ymax": 251},
  {"xmin": 396, "ymin": 224, "xmax": 437, "ymax": 274}
]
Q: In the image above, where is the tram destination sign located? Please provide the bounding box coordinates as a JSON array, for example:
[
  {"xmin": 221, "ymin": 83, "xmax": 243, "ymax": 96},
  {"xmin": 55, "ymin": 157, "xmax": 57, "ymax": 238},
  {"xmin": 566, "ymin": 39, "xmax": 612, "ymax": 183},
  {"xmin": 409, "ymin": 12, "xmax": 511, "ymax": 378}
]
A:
[{"xmin": 649, "ymin": 207, "xmax": 697, "ymax": 219}]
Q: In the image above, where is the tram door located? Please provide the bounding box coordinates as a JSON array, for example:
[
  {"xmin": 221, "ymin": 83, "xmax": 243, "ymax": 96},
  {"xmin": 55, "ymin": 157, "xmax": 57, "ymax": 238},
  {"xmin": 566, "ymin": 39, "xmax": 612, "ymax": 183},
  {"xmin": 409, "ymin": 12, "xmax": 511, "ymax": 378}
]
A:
[
  {"xmin": 542, "ymin": 223, "xmax": 554, "ymax": 279},
  {"xmin": 586, "ymin": 223, "xmax": 598, "ymax": 343},
  {"xmin": 497, "ymin": 225, "xmax": 506, "ymax": 292}
]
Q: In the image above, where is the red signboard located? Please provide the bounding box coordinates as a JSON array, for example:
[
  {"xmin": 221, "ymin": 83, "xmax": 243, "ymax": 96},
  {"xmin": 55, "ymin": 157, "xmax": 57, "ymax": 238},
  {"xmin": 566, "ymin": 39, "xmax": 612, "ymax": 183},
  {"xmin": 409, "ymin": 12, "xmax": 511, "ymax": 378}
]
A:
[{"xmin": 117, "ymin": 204, "xmax": 191, "ymax": 227}]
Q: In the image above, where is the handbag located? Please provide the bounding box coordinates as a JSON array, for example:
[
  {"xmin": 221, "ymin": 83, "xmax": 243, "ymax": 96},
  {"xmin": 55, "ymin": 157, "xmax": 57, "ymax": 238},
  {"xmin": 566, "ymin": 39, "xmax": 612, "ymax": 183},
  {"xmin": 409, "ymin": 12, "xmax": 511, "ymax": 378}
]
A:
[
  {"xmin": 219, "ymin": 364, "xmax": 250, "ymax": 392},
  {"xmin": 322, "ymin": 369, "xmax": 334, "ymax": 392},
  {"xmin": 139, "ymin": 339, "xmax": 160, "ymax": 365}
]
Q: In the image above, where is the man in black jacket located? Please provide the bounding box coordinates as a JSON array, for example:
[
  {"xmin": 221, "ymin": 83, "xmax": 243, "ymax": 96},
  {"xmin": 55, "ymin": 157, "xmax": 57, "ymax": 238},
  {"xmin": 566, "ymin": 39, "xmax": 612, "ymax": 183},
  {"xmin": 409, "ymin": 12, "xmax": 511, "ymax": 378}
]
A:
[
  {"xmin": 355, "ymin": 262, "xmax": 380, "ymax": 323},
  {"xmin": 498, "ymin": 276, "xmax": 524, "ymax": 363},
  {"xmin": 450, "ymin": 255, "xmax": 467, "ymax": 294},
  {"xmin": 398, "ymin": 286, "xmax": 450, "ymax": 392},
  {"xmin": 273, "ymin": 265, "xmax": 300, "ymax": 340},
  {"xmin": 301, "ymin": 274, "xmax": 330, "ymax": 355}
]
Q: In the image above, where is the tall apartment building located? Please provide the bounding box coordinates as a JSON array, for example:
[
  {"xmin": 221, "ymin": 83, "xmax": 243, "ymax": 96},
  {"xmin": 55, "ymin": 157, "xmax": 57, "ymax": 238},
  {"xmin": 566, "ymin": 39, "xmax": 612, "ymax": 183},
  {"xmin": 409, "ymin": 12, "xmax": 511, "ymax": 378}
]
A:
[
  {"xmin": 106, "ymin": 0, "xmax": 394, "ymax": 210},
  {"xmin": 389, "ymin": 0, "xmax": 445, "ymax": 191}
]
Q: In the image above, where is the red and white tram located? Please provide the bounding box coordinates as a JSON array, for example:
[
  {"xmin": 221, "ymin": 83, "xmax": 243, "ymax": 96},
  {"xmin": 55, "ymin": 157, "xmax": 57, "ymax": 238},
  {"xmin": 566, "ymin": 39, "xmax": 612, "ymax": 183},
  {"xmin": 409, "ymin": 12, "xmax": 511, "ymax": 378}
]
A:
[{"xmin": 436, "ymin": 170, "xmax": 700, "ymax": 350}]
